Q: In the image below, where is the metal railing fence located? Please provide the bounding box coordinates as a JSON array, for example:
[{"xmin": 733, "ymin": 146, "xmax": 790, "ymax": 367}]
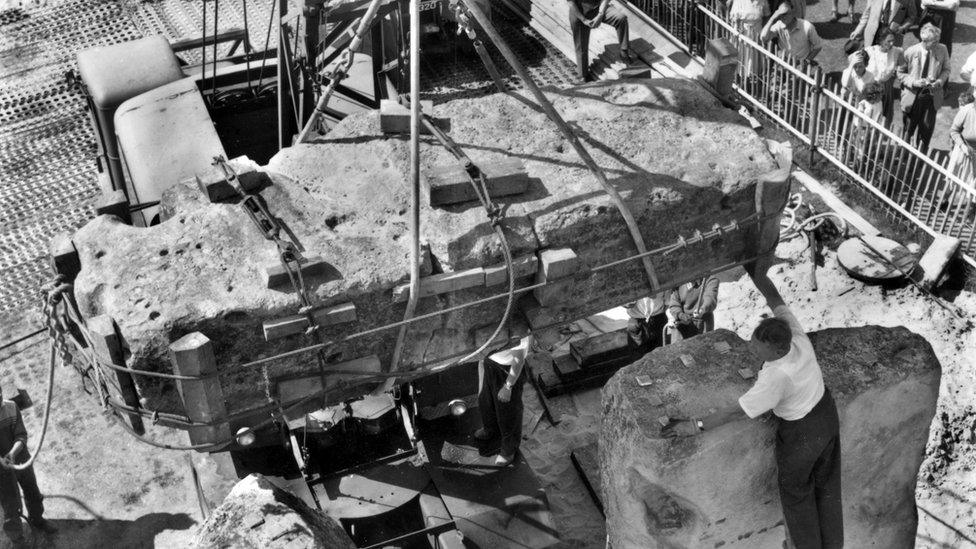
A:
[{"xmin": 628, "ymin": 0, "xmax": 976, "ymax": 261}]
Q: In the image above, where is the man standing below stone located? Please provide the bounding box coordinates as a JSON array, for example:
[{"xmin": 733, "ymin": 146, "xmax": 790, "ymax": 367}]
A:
[
  {"xmin": 898, "ymin": 23, "xmax": 950, "ymax": 153},
  {"xmin": 666, "ymin": 275, "xmax": 719, "ymax": 342},
  {"xmin": 474, "ymin": 334, "xmax": 534, "ymax": 466},
  {"xmin": 0, "ymin": 385, "xmax": 56, "ymax": 549},
  {"xmin": 662, "ymin": 260, "xmax": 843, "ymax": 549},
  {"xmin": 625, "ymin": 294, "xmax": 669, "ymax": 353},
  {"xmin": 760, "ymin": 1, "xmax": 823, "ymax": 65},
  {"xmin": 567, "ymin": 0, "xmax": 631, "ymax": 82}
]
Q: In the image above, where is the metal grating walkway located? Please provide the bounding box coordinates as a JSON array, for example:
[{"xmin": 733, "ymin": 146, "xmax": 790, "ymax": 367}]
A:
[{"xmin": 0, "ymin": 0, "xmax": 575, "ymax": 314}]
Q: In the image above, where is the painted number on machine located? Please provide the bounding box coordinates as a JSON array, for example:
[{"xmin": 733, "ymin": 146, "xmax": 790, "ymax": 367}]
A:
[{"xmin": 420, "ymin": 0, "xmax": 440, "ymax": 11}]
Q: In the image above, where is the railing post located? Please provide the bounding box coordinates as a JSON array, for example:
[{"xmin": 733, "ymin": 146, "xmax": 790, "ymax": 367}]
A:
[{"xmin": 808, "ymin": 66, "xmax": 823, "ymax": 165}]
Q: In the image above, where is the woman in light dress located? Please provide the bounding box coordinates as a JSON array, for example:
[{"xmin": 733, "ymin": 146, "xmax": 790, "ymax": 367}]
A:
[
  {"xmin": 726, "ymin": 0, "xmax": 769, "ymax": 82},
  {"xmin": 944, "ymin": 89, "xmax": 976, "ymax": 213},
  {"xmin": 841, "ymin": 50, "xmax": 883, "ymax": 163},
  {"xmin": 864, "ymin": 28, "xmax": 905, "ymax": 129}
]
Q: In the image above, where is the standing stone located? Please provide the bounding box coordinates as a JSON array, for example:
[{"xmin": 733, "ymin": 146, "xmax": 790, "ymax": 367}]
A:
[{"xmin": 601, "ymin": 327, "xmax": 940, "ymax": 549}]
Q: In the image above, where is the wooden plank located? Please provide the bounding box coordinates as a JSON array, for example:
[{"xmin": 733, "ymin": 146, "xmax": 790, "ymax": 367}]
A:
[
  {"xmin": 484, "ymin": 254, "xmax": 539, "ymax": 287},
  {"xmin": 791, "ymin": 168, "xmax": 882, "ymax": 237},
  {"xmin": 570, "ymin": 442, "xmax": 604, "ymax": 517},
  {"xmin": 379, "ymin": 99, "xmax": 435, "ymax": 134},
  {"xmin": 262, "ymin": 302, "xmax": 358, "ymax": 341},
  {"xmin": 94, "ymin": 189, "xmax": 131, "ymax": 224},
  {"xmin": 570, "ymin": 330, "xmax": 632, "ymax": 367},
  {"xmin": 49, "ymin": 232, "xmax": 81, "ymax": 282},
  {"xmin": 392, "ymin": 268, "xmax": 486, "ymax": 303},
  {"xmin": 424, "ymin": 158, "xmax": 530, "ymax": 206},
  {"xmin": 263, "ymin": 255, "xmax": 334, "ymax": 288}
]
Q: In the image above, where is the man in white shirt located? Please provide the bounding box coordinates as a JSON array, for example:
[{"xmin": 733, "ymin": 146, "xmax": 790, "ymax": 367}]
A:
[
  {"xmin": 761, "ymin": 0, "xmax": 823, "ymax": 64},
  {"xmin": 474, "ymin": 334, "xmax": 534, "ymax": 466},
  {"xmin": 663, "ymin": 259, "xmax": 843, "ymax": 549}
]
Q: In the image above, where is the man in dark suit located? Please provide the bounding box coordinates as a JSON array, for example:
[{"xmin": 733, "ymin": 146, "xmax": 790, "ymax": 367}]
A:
[
  {"xmin": 898, "ymin": 22, "xmax": 950, "ymax": 151},
  {"xmin": 849, "ymin": 0, "xmax": 917, "ymax": 46},
  {"xmin": 568, "ymin": 0, "xmax": 631, "ymax": 82}
]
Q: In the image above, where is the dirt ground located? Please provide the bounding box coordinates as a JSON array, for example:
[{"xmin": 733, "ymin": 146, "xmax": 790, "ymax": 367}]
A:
[{"xmin": 0, "ymin": 194, "xmax": 974, "ymax": 549}]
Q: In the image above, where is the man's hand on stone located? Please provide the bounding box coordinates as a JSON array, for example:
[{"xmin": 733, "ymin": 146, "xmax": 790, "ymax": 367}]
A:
[
  {"xmin": 677, "ymin": 312, "xmax": 693, "ymax": 324},
  {"xmin": 497, "ymin": 386, "xmax": 512, "ymax": 403},
  {"xmin": 661, "ymin": 419, "xmax": 699, "ymax": 438}
]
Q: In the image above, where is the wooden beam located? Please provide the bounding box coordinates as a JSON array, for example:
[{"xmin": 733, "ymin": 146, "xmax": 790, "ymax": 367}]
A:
[
  {"xmin": 484, "ymin": 254, "xmax": 539, "ymax": 287},
  {"xmin": 88, "ymin": 315, "xmax": 144, "ymax": 435},
  {"xmin": 263, "ymin": 302, "xmax": 358, "ymax": 341},
  {"xmin": 169, "ymin": 332, "xmax": 230, "ymax": 448},
  {"xmin": 534, "ymin": 248, "xmax": 579, "ymax": 306},
  {"xmin": 49, "ymin": 232, "xmax": 81, "ymax": 282},
  {"xmin": 392, "ymin": 268, "xmax": 486, "ymax": 303},
  {"xmin": 94, "ymin": 189, "xmax": 131, "ymax": 224}
]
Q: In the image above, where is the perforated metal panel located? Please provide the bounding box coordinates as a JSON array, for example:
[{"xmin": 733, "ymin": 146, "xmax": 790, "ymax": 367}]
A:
[{"xmin": 0, "ymin": 0, "xmax": 575, "ymax": 314}]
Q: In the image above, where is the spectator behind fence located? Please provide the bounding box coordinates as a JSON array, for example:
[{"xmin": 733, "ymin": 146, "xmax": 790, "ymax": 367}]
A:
[
  {"xmin": 850, "ymin": 0, "xmax": 917, "ymax": 48},
  {"xmin": 842, "ymin": 50, "xmax": 884, "ymax": 123},
  {"xmin": 919, "ymin": 0, "xmax": 958, "ymax": 55},
  {"xmin": 946, "ymin": 89, "xmax": 976, "ymax": 208},
  {"xmin": 898, "ymin": 23, "xmax": 950, "ymax": 152},
  {"xmin": 760, "ymin": 0, "xmax": 823, "ymax": 64},
  {"xmin": 725, "ymin": 0, "xmax": 769, "ymax": 79},
  {"xmin": 865, "ymin": 28, "xmax": 906, "ymax": 128}
]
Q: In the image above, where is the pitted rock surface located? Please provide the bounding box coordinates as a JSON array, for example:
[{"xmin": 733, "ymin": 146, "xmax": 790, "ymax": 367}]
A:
[
  {"xmin": 601, "ymin": 326, "xmax": 941, "ymax": 549},
  {"xmin": 70, "ymin": 78, "xmax": 788, "ymax": 413},
  {"xmin": 192, "ymin": 474, "xmax": 355, "ymax": 549}
]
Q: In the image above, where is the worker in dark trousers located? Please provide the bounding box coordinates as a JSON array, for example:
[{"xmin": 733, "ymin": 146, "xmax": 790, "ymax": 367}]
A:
[
  {"xmin": 667, "ymin": 275, "xmax": 719, "ymax": 342},
  {"xmin": 626, "ymin": 294, "xmax": 669, "ymax": 352},
  {"xmin": 663, "ymin": 258, "xmax": 843, "ymax": 549},
  {"xmin": 474, "ymin": 334, "xmax": 534, "ymax": 466},
  {"xmin": 0, "ymin": 386, "xmax": 56, "ymax": 549},
  {"xmin": 568, "ymin": 0, "xmax": 631, "ymax": 82}
]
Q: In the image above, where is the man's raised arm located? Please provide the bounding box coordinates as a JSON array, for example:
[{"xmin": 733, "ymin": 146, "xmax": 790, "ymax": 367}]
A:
[{"xmin": 745, "ymin": 256, "xmax": 786, "ymax": 311}]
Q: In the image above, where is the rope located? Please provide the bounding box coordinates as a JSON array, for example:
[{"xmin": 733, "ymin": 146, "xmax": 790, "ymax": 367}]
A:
[
  {"xmin": 0, "ymin": 283, "xmax": 66, "ymax": 471},
  {"xmin": 0, "ymin": 328, "xmax": 44, "ymax": 354}
]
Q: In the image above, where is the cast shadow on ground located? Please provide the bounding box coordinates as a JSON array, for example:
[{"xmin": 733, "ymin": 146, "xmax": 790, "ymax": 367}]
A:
[{"xmin": 11, "ymin": 503, "xmax": 195, "ymax": 549}]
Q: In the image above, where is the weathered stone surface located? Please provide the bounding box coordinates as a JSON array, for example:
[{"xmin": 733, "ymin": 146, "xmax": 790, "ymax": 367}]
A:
[
  {"xmin": 192, "ymin": 474, "xmax": 355, "ymax": 549},
  {"xmin": 601, "ymin": 327, "xmax": 941, "ymax": 549},
  {"xmin": 69, "ymin": 79, "xmax": 789, "ymax": 415}
]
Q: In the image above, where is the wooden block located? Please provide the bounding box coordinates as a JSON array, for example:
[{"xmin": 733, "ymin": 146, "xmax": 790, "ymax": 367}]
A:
[
  {"xmin": 263, "ymin": 255, "xmax": 331, "ymax": 289},
  {"xmin": 392, "ymin": 268, "xmax": 486, "ymax": 303},
  {"xmin": 484, "ymin": 254, "xmax": 539, "ymax": 287},
  {"xmin": 262, "ymin": 302, "xmax": 358, "ymax": 341},
  {"xmin": 94, "ymin": 189, "xmax": 131, "ymax": 224},
  {"xmin": 169, "ymin": 332, "xmax": 231, "ymax": 447},
  {"xmin": 618, "ymin": 66, "xmax": 653, "ymax": 79},
  {"xmin": 424, "ymin": 158, "xmax": 530, "ymax": 206},
  {"xmin": 552, "ymin": 353, "xmax": 583, "ymax": 380},
  {"xmin": 678, "ymin": 354, "xmax": 696, "ymax": 368},
  {"xmin": 196, "ymin": 166, "xmax": 271, "ymax": 203},
  {"xmin": 379, "ymin": 99, "xmax": 435, "ymax": 134},
  {"xmin": 89, "ymin": 315, "xmax": 144, "ymax": 435},
  {"xmin": 534, "ymin": 248, "xmax": 579, "ymax": 306},
  {"xmin": 570, "ymin": 330, "xmax": 631, "ymax": 367},
  {"xmin": 738, "ymin": 368, "xmax": 755, "ymax": 379},
  {"xmin": 49, "ymin": 232, "xmax": 81, "ymax": 281},
  {"xmin": 916, "ymin": 235, "xmax": 960, "ymax": 290}
]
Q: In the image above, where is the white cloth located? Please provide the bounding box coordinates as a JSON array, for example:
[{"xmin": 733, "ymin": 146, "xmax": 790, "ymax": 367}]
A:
[
  {"xmin": 961, "ymin": 51, "xmax": 976, "ymax": 86},
  {"xmin": 738, "ymin": 305, "xmax": 825, "ymax": 421},
  {"xmin": 488, "ymin": 336, "xmax": 531, "ymax": 366},
  {"xmin": 626, "ymin": 295, "xmax": 667, "ymax": 321},
  {"xmin": 865, "ymin": 44, "xmax": 902, "ymax": 84}
]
